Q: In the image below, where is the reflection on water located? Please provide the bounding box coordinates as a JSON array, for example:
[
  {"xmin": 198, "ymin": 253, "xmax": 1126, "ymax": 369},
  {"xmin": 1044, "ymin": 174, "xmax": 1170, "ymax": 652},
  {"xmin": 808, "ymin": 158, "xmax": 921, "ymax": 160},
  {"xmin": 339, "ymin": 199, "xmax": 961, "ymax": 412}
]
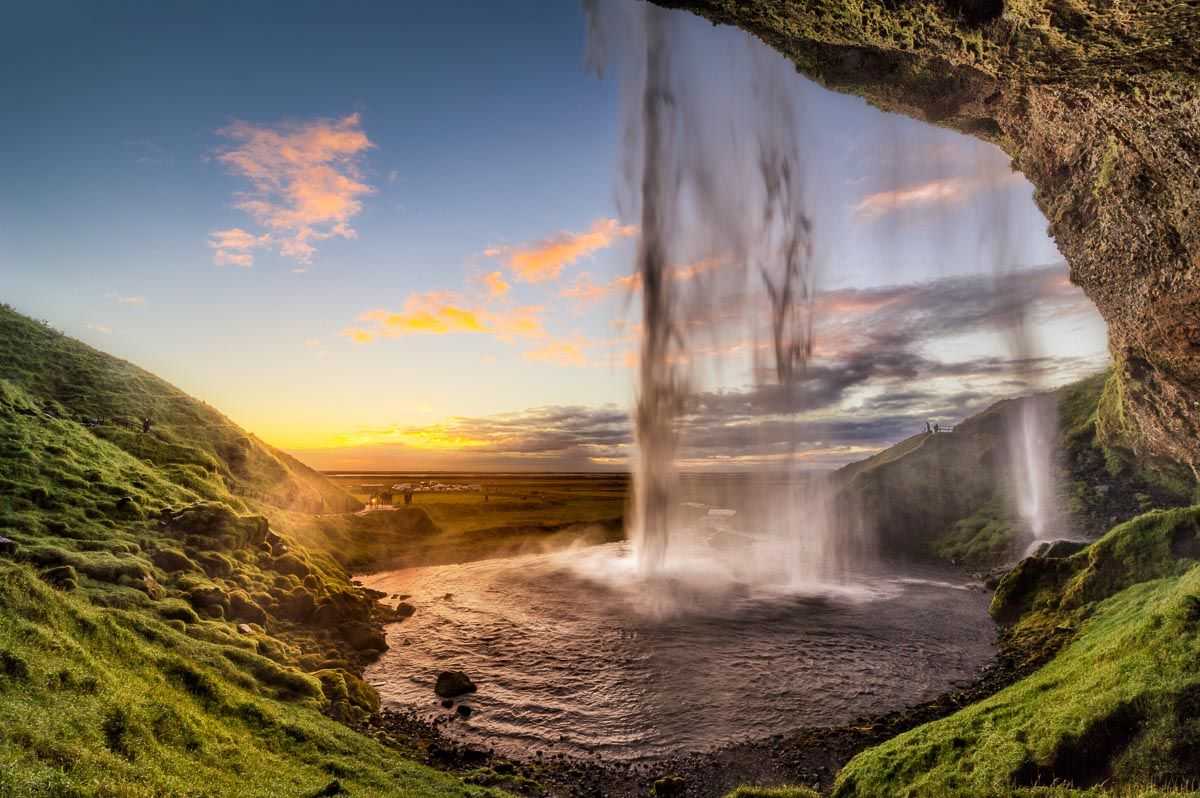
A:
[{"xmin": 361, "ymin": 543, "xmax": 994, "ymax": 761}]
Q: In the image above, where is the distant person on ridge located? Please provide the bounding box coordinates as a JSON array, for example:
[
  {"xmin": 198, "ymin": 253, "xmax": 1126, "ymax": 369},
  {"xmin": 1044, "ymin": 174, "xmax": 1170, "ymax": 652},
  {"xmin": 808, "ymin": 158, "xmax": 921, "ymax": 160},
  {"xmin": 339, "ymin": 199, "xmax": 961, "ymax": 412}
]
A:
[{"xmin": 141, "ymin": 417, "xmax": 152, "ymax": 433}]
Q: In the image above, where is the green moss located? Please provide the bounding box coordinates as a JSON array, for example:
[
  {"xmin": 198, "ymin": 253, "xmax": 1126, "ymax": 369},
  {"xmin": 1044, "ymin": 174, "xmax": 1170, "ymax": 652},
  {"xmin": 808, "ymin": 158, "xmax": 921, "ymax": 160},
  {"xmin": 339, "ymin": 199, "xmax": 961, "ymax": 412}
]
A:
[
  {"xmin": 0, "ymin": 304, "xmax": 500, "ymax": 796},
  {"xmin": 837, "ymin": 506, "xmax": 1200, "ymax": 796},
  {"xmin": 724, "ymin": 788, "xmax": 820, "ymax": 798},
  {"xmin": 934, "ymin": 502, "xmax": 1022, "ymax": 568}
]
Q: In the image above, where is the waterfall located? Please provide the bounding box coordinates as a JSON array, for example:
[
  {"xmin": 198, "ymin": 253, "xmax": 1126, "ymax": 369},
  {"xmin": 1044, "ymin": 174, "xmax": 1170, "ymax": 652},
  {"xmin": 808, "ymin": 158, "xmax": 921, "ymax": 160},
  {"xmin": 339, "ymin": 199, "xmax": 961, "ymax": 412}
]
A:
[
  {"xmin": 1009, "ymin": 394, "xmax": 1059, "ymax": 542},
  {"xmin": 585, "ymin": 1, "xmax": 836, "ymax": 581}
]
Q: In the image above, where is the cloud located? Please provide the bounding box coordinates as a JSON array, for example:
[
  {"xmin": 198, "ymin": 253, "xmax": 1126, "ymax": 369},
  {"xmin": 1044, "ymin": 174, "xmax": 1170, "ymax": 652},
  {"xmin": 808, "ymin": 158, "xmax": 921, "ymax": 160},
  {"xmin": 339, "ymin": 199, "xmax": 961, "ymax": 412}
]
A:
[
  {"xmin": 483, "ymin": 270, "xmax": 510, "ymax": 298},
  {"xmin": 345, "ymin": 291, "xmax": 545, "ymax": 344},
  {"xmin": 87, "ymin": 323, "xmax": 112, "ymax": 335},
  {"xmin": 208, "ymin": 227, "xmax": 270, "ymax": 268},
  {"xmin": 317, "ymin": 264, "xmax": 1105, "ymax": 470},
  {"xmin": 524, "ymin": 336, "xmax": 590, "ymax": 367},
  {"xmin": 559, "ymin": 259, "xmax": 717, "ymax": 306},
  {"xmin": 106, "ymin": 293, "xmax": 145, "ymax": 305},
  {"xmin": 309, "ymin": 405, "xmax": 631, "ymax": 466},
  {"xmin": 853, "ymin": 168, "xmax": 1022, "ymax": 221},
  {"xmin": 343, "ymin": 327, "xmax": 375, "ymax": 344},
  {"xmin": 486, "ymin": 218, "xmax": 637, "ymax": 283},
  {"xmin": 211, "ymin": 113, "xmax": 373, "ymax": 266}
]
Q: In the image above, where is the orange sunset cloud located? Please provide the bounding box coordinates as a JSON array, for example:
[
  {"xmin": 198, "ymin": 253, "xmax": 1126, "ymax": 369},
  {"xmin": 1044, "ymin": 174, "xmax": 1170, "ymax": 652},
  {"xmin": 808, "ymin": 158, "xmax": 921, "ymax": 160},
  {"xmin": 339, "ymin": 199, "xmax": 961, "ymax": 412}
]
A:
[
  {"xmin": 211, "ymin": 113, "xmax": 373, "ymax": 266},
  {"xmin": 345, "ymin": 291, "xmax": 545, "ymax": 344},
  {"xmin": 487, "ymin": 218, "xmax": 637, "ymax": 283}
]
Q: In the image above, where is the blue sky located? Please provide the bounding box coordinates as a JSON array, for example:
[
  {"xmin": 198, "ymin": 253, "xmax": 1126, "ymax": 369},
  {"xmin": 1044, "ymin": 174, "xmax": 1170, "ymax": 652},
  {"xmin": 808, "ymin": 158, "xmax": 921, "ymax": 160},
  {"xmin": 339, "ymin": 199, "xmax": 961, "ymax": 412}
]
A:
[{"xmin": 0, "ymin": 1, "xmax": 1108, "ymax": 470}]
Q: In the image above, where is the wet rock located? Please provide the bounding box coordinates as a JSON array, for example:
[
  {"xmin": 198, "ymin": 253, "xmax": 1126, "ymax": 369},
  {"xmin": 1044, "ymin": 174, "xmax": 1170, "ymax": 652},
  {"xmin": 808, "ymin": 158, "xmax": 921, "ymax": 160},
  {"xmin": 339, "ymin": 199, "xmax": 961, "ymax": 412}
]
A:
[
  {"xmin": 1035, "ymin": 539, "xmax": 1089, "ymax": 559},
  {"xmin": 0, "ymin": 536, "xmax": 17, "ymax": 557},
  {"xmin": 434, "ymin": 670, "xmax": 477, "ymax": 698},
  {"xmin": 456, "ymin": 704, "xmax": 473, "ymax": 719},
  {"xmin": 394, "ymin": 602, "xmax": 415, "ymax": 619},
  {"xmin": 440, "ymin": 698, "xmax": 454, "ymax": 709},
  {"xmin": 341, "ymin": 622, "xmax": 386, "ymax": 652}
]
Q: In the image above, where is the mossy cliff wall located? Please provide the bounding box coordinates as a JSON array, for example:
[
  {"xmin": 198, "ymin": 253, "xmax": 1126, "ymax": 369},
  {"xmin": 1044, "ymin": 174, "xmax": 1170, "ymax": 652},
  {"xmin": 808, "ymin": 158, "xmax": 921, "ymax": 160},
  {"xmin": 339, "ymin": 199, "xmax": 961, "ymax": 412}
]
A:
[{"xmin": 658, "ymin": 0, "xmax": 1200, "ymax": 473}]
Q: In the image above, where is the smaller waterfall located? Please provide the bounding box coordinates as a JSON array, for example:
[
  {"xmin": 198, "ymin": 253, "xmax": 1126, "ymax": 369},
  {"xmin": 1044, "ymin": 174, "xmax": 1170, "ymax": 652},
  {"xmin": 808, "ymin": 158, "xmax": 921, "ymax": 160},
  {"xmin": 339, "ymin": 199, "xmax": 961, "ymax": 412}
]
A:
[{"xmin": 1008, "ymin": 394, "xmax": 1060, "ymax": 544}]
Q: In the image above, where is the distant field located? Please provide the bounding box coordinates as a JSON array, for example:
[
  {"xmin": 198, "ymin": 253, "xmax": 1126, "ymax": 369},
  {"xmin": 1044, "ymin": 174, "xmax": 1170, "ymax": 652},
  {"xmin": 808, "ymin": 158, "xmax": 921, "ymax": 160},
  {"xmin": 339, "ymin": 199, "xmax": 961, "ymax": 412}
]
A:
[{"xmin": 321, "ymin": 472, "xmax": 630, "ymax": 570}]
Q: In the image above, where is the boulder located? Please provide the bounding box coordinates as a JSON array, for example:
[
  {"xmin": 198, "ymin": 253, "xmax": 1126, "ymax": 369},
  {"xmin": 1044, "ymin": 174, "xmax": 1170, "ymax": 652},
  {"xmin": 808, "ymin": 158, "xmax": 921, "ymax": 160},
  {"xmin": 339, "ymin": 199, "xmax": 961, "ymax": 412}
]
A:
[
  {"xmin": 227, "ymin": 590, "xmax": 268, "ymax": 624},
  {"xmin": 0, "ymin": 536, "xmax": 17, "ymax": 557},
  {"xmin": 275, "ymin": 588, "xmax": 317, "ymax": 622},
  {"xmin": 341, "ymin": 622, "xmax": 386, "ymax": 653},
  {"xmin": 268, "ymin": 552, "xmax": 310, "ymax": 578},
  {"xmin": 41, "ymin": 565, "xmax": 78, "ymax": 591},
  {"xmin": 1035, "ymin": 539, "xmax": 1089, "ymax": 560},
  {"xmin": 264, "ymin": 529, "xmax": 288, "ymax": 556},
  {"xmin": 186, "ymin": 584, "xmax": 227, "ymax": 611},
  {"xmin": 164, "ymin": 502, "xmax": 268, "ymax": 550},
  {"xmin": 455, "ymin": 704, "xmax": 473, "ymax": 719},
  {"xmin": 150, "ymin": 548, "xmax": 197, "ymax": 573},
  {"xmin": 434, "ymin": 670, "xmax": 477, "ymax": 699},
  {"xmin": 113, "ymin": 495, "xmax": 141, "ymax": 517},
  {"xmin": 652, "ymin": 776, "xmax": 687, "ymax": 797}
]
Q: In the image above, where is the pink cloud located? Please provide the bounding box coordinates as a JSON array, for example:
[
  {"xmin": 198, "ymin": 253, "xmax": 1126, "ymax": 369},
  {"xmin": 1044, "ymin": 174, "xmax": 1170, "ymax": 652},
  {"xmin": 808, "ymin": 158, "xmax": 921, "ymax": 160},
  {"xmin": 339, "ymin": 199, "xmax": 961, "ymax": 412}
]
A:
[
  {"xmin": 210, "ymin": 113, "xmax": 373, "ymax": 266},
  {"xmin": 486, "ymin": 218, "xmax": 637, "ymax": 283},
  {"xmin": 853, "ymin": 168, "xmax": 1022, "ymax": 221},
  {"xmin": 483, "ymin": 270, "xmax": 510, "ymax": 298}
]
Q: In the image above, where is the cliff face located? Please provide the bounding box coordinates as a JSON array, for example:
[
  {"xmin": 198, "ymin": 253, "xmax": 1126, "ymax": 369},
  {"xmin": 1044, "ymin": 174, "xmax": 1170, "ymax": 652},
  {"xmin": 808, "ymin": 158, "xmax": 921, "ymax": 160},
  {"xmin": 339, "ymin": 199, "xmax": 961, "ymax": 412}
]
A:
[{"xmin": 660, "ymin": 0, "xmax": 1200, "ymax": 474}]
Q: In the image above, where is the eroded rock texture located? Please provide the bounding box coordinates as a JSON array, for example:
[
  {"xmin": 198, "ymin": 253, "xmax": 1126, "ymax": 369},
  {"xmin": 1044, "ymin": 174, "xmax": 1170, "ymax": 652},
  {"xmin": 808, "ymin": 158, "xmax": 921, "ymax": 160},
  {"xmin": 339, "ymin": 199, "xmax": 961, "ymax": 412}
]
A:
[{"xmin": 660, "ymin": 0, "xmax": 1200, "ymax": 473}]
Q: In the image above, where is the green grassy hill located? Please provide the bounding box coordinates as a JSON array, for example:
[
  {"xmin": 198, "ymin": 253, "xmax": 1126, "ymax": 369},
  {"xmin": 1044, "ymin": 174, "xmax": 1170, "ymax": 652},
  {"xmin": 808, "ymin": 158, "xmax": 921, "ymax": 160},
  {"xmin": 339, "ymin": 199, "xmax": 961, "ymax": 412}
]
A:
[{"xmin": 0, "ymin": 305, "xmax": 501, "ymax": 797}]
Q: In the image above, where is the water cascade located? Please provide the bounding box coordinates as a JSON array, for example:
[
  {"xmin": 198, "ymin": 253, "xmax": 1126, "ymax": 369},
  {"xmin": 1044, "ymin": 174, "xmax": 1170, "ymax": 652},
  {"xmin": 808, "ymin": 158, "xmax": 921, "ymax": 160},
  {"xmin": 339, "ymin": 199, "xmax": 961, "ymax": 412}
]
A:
[
  {"xmin": 586, "ymin": 0, "xmax": 844, "ymax": 584},
  {"xmin": 980, "ymin": 157, "xmax": 1062, "ymax": 544}
]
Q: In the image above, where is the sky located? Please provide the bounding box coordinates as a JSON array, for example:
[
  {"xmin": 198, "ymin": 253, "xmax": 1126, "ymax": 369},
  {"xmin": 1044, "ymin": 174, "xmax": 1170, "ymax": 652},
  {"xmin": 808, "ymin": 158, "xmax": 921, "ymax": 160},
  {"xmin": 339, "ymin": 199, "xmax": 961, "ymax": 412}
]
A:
[{"xmin": 0, "ymin": 1, "xmax": 1110, "ymax": 471}]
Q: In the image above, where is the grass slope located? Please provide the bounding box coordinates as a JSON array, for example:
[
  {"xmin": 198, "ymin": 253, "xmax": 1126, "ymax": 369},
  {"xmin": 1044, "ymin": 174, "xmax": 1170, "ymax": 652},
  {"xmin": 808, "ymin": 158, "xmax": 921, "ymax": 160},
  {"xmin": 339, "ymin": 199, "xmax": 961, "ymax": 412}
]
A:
[
  {"xmin": 834, "ymin": 507, "xmax": 1200, "ymax": 797},
  {"xmin": 0, "ymin": 305, "xmax": 501, "ymax": 797}
]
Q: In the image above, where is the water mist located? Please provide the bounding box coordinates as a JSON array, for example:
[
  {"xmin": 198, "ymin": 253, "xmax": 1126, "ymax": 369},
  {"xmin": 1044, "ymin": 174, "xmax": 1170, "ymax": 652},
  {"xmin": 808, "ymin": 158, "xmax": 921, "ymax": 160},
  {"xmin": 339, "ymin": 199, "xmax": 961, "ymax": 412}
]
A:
[
  {"xmin": 586, "ymin": 1, "xmax": 853, "ymax": 588},
  {"xmin": 979, "ymin": 154, "xmax": 1062, "ymax": 545}
]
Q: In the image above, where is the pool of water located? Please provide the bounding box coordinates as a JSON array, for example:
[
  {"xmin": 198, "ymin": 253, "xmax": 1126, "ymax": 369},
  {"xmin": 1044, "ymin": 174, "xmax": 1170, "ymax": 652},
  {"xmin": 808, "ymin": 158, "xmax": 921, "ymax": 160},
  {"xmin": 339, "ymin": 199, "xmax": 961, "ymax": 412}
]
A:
[{"xmin": 361, "ymin": 542, "xmax": 995, "ymax": 761}]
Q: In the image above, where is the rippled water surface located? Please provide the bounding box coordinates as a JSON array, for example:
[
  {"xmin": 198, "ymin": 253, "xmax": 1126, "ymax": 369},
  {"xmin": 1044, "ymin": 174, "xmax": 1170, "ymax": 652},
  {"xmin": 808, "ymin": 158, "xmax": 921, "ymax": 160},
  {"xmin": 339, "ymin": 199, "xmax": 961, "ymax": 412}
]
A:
[{"xmin": 361, "ymin": 543, "xmax": 994, "ymax": 761}]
